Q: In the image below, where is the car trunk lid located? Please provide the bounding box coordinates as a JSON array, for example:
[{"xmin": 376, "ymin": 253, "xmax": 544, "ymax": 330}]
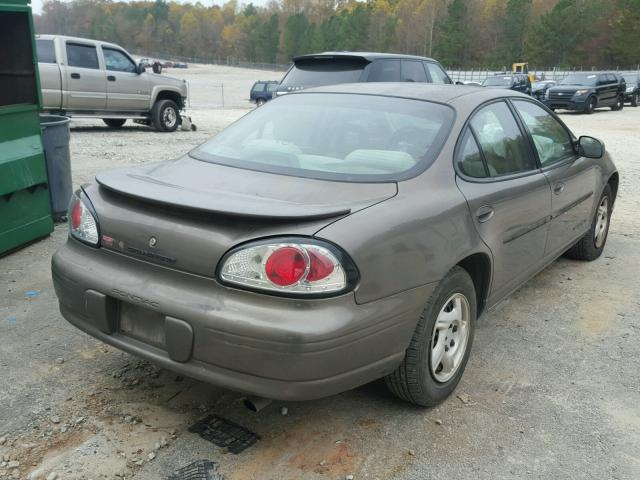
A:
[{"xmin": 88, "ymin": 156, "xmax": 396, "ymax": 277}]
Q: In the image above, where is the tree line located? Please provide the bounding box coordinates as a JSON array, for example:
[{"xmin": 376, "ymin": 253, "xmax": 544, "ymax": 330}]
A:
[{"xmin": 35, "ymin": 0, "xmax": 640, "ymax": 69}]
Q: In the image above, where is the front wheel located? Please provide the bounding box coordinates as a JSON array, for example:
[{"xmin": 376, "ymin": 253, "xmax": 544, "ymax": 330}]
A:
[
  {"xmin": 631, "ymin": 93, "xmax": 639, "ymax": 107},
  {"xmin": 256, "ymin": 98, "xmax": 266, "ymax": 107},
  {"xmin": 565, "ymin": 185, "xmax": 612, "ymax": 261},
  {"xmin": 103, "ymin": 118, "xmax": 126, "ymax": 128},
  {"xmin": 152, "ymin": 99, "xmax": 180, "ymax": 132},
  {"xmin": 385, "ymin": 266, "xmax": 476, "ymax": 407},
  {"xmin": 584, "ymin": 96, "xmax": 596, "ymax": 114},
  {"xmin": 611, "ymin": 95, "xmax": 624, "ymax": 111}
]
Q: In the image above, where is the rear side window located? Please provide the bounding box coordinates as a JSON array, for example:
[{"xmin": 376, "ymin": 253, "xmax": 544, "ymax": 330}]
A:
[
  {"xmin": 469, "ymin": 101, "xmax": 535, "ymax": 176},
  {"xmin": 367, "ymin": 60, "xmax": 401, "ymax": 82},
  {"xmin": 401, "ymin": 60, "xmax": 427, "ymax": 82},
  {"xmin": 424, "ymin": 62, "xmax": 452, "ymax": 84},
  {"xmin": 253, "ymin": 83, "xmax": 266, "ymax": 92},
  {"xmin": 36, "ymin": 39, "xmax": 56, "ymax": 63},
  {"xmin": 281, "ymin": 58, "xmax": 366, "ymax": 87},
  {"xmin": 457, "ymin": 130, "xmax": 487, "ymax": 178},
  {"xmin": 66, "ymin": 43, "xmax": 99, "ymax": 69}
]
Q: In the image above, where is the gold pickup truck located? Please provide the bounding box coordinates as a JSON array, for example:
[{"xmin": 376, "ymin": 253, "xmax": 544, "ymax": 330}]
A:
[{"xmin": 36, "ymin": 35, "xmax": 188, "ymax": 132}]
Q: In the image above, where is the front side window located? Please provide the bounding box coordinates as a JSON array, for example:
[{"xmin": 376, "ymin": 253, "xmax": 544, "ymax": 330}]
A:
[
  {"xmin": 401, "ymin": 60, "xmax": 427, "ymax": 82},
  {"xmin": 267, "ymin": 83, "xmax": 279, "ymax": 92},
  {"xmin": 368, "ymin": 60, "xmax": 401, "ymax": 82},
  {"xmin": 66, "ymin": 43, "xmax": 99, "ymax": 69},
  {"xmin": 103, "ymin": 48, "xmax": 136, "ymax": 73},
  {"xmin": 483, "ymin": 76, "xmax": 513, "ymax": 87},
  {"xmin": 470, "ymin": 101, "xmax": 535, "ymax": 176},
  {"xmin": 36, "ymin": 39, "xmax": 56, "ymax": 63},
  {"xmin": 190, "ymin": 93, "xmax": 455, "ymax": 182},
  {"xmin": 512, "ymin": 100, "xmax": 575, "ymax": 167},
  {"xmin": 424, "ymin": 62, "xmax": 452, "ymax": 84}
]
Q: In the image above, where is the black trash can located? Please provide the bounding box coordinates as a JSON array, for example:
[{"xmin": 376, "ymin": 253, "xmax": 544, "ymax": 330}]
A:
[{"xmin": 40, "ymin": 114, "xmax": 72, "ymax": 221}]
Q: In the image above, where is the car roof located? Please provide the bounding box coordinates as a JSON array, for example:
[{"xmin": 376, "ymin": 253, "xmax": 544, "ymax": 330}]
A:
[
  {"xmin": 293, "ymin": 51, "xmax": 439, "ymax": 63},
  {"xmin": 36, "ymin": 34, "xmax": 123, "ymax": 51},
  {"xmin": 296, "ymin": 82, "xmax": 531, "ymax": 107}
]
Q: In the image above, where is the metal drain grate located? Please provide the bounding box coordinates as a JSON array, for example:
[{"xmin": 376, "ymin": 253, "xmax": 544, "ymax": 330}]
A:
[
  {"xmin": 167, "ymin": 460, "xmax": 224, "ymax": 480},
  {"xmin": 188, "ymin": 415, "xmax": 259, "ymax": 454}
]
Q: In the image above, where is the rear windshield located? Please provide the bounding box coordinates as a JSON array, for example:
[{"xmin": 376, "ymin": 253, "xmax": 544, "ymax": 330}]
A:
[
  {"xmin": 190, "ymin": 93, "xmax": 454, "ymax": 182},
  {"xmin": 280, "ymin": 58, "xmax": 367, "ymax": 88},
  {"xmin": 483, "ymin": 76, "xmax": 513, "ymax": 86},
  {"xmin": 561, "ymin": 73, "xmax": 597, "ymax": 86}
]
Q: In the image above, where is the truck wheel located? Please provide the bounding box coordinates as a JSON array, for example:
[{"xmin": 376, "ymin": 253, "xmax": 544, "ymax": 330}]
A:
[
  {"xmin": 103, "ymin": 119, "xmax": 126, "ymax": 128},
  {"xmin": 385, "ymin": 266, "xmax": 476, "ymax": 407},
  {"xmin": 152, "ymin": 99, "xmax": 180, "ymax": 132},
  {"xmin": 611, "ymin": 95, "xmax": 624, "ymax": 111},
  {"xmin": 584, "ymin": 96, "xmax": 596, "ymax": 114}
]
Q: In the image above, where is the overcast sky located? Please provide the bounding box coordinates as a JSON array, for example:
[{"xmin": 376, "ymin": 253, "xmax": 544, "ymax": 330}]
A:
[{"xmin": 31, "ymin": 0, "xmax": 267, "ymax": 15}]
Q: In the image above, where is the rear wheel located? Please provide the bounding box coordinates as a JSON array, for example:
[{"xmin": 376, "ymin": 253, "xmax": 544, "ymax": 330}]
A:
[
  {"xmin": 152, "ymin": 99, "xmax": 180, "ymax": 132},
  {"xmin": 631, "ymin": 93, "xmax": 639, "ymax": 107},
  {"xmin": 611, "ymin": 95, "xmax": 624, "ymax": 111},
  {"xmin": 584, "ymin": 96, "xmax": 596, "ymax": 114},
  {"xmin": 103, "ymin": 118, "xmax": 126, "ymax": 128},
  {"xmin": 565, "ymin": 185, "xmax": 612, "ymax": 261},
  {"xmin": 256, "ymin": 98, "xmax": 266, "ymax": 107},
  {"xmin": 385, "ymin": 266, "xmax": 476, "ymax": 407}
]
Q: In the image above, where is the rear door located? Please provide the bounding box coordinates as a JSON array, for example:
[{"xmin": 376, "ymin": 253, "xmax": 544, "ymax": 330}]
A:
[
  {"xmin": 511, "ymin": 99, "xmax": 598, "ymax": 255},
  {"xmin": 455, "ymin": 100, "xmax": 551, "ymax": 304},
  {"xmin": 36, "ymin": 38, "xmax": 62, "ymax": 109},
  {"xmin": 62, "ymin": 41, "xmax": 106, "ymax": 111},
  {"xmin": 102, "ymin": 46, "xmax": 150, "ymax": 111}
]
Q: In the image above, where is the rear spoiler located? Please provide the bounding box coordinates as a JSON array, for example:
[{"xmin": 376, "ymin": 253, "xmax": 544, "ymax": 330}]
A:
[{"xmin": 292, "ymin": 54, "xmax": 372, "ymax": 64}]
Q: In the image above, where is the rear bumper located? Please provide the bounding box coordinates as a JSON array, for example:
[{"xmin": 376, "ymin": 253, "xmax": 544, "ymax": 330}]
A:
[{"xmin": 52, "ymin": 239, "xmax": 433, "ymax": 400}]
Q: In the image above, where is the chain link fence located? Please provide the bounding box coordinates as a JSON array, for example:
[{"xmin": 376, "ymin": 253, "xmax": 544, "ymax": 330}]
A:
[{"xmin": 448, "ymin": 66, "xmax": 640, "ymax": 83}]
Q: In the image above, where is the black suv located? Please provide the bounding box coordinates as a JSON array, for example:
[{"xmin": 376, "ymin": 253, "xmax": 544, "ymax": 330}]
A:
[
  {"xmin": 544, "ymin": 72, "xmax": 625, "ymax": 114},
  {"xmin": 250, "ymin": 81, "xmax": 279, "ymax": 106},
  {"xmin": 482, "ymin": 73, "xmax": 531, "ymax": 95},
  {"xmin": 275, "ymin": 52, "xmax": 452, "ymax": 96},
  {"xmin": 622, "ymin": 72, "xmax": 640, "ymax": 107}
]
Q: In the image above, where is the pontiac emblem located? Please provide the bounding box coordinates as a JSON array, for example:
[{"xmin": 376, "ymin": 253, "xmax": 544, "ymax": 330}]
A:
[{"xmin": 149, "ymin": 236, "xmax": 157, "ymax": 247}]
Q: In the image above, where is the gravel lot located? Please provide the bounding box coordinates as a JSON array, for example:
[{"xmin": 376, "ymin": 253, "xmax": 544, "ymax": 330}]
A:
[{"xmin": 0, "ymin": 65, "xmax": 639, "ymax": 480}]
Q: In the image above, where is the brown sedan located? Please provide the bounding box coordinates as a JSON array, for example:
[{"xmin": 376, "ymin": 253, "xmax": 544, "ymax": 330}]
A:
[{"xmin": 52, "ymin": 84, "xmax": 618, "ymax": 406}]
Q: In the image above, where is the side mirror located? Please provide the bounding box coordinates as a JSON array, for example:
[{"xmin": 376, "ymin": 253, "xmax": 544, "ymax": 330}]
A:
[
  {"xmin": 577, "ymin": 136, "xmax": 604, "ymax": 159},
  {"xmin": 136, "ymin": 63, "xmax": 146, "ymax": 74}
]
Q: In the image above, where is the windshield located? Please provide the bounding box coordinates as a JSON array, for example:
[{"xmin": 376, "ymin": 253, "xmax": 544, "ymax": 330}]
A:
[
  {"xmin": 561, "ymin": 73, "xmax": 597, "ymax": 86},
  {"xmin": 483, "ymin": 76, "xmax": 512, "ymax": 87},
  {"xmin": 190, "ymin": 93, "xmax": 454, "ymax": 182},
  {"xmin": 280, "ymin": 58, "xmax": 367, "ymax": 87},
  {"xmin": 623, "ymin": 75, "xmax": 638, "ymax": 84}
]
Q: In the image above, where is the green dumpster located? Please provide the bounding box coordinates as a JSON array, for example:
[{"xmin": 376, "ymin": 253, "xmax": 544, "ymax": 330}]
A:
[{"xmin": 0, "ymin": 0, "xmax": 54, "ymax": 255}]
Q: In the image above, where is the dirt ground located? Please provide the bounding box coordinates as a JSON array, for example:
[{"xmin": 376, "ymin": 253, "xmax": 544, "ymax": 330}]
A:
[{"xmin": 0, "ymin": 64, "xmax": 639, "ymax": 480}]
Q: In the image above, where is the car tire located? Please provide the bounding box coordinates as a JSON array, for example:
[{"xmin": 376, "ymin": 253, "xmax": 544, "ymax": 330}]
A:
[
  {"xmin": 256, "ymin": 98, "xmax": 266, "ymax": 107},
  {"xmin": 611, "ymin": 95, "xmax": 624, "ymax": 111},
  {"xmin": 565, "ymin": 185, "xmax": 612, "ymax": 261},
  {"xmin": 385, "ymin": 266, "xmax": 476, "ymax": 407},
  {"xmin": 103, "ymin": 119, "xmax": 126, "ymax": 128},
  {"xmin": 152, "ymin": 99, "xmax": 180, "ymax": 132},
  {"xmin": 632, "ymin": 93, "xmax": 639, "ymax": 107},
  {"xmin": 584, "ymin": 96, "xmax": 596, "ymax": 114}
]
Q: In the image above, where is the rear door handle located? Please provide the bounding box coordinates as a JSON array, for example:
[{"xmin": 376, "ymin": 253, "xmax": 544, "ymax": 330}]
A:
[
  {"xmin": 107, "ymin": 75, "xmax": 116, "ymax": 82},
  {"xmin": 70, "ymin": 73, "xmax": 80, "ymax": 79},
  {"xmin": 553, "ymin": 182, "xmax": 565, "ymax": 194},
  {"xmin": 476, "ymin": 205, "xmax": 495, "ymax": 223}
]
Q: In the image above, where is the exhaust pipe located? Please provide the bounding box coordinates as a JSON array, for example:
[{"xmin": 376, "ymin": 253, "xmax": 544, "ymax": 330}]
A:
[{"xmin": 243, "ymin": 396, "xmax": 272, "ymax": 412}]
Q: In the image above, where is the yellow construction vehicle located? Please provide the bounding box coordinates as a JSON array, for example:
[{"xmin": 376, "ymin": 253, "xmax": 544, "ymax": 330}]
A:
[{"xmin": 512, "ymin": 62, "xmax": 537, "ymax": 83}]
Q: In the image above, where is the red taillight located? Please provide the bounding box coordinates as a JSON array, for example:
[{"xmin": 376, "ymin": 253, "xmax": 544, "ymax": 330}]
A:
[
  {"xmin": 307, "ymin": 250, "xmax": 334, "ymax": 281},
  {"xmin": 265, "ymin": 247, "xmax": 307, "ymax": 286},
  {"xmin": 71, "ymin": 199, "xmax": 82, "ymax": 229}
]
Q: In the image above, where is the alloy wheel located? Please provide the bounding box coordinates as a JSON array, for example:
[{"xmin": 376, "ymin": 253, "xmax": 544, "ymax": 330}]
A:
[
  {"xmin": 594, "ymin": 196, "xmax": 609, "ymax": 249},
  {"xmin": 163, "ymin": 107, "xmax": 177, "ymax": 129},
  {"xmin": 430, "ymin": 293, "xmax": 471, "ymax": 383}
]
